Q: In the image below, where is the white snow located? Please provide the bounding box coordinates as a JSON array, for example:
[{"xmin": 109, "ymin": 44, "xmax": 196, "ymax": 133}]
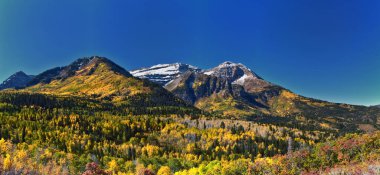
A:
[
  {"xmin": 203, "ymin": 71, "xmax": 214, "ymax": 75},
  {"xmin": 131, "ymin": 63, "xmax": 199, "ymax": 77},
  {"xmin": 150, "ymin": 64, "xmax": 174, "ymax": 69},
  {"xmin": 131, "ymin": 63, "xmax": 200, "ymax": 85},
  {"xmin": 202, "ymin": 61, "xmax": 253, "ymax": 77},
  {"xmin": 131, "ymin": 65, "xmax": 181, "ymax": 77},
  {"xmin": 164, "ymin": 79, "xmax": 175, "ymax": 86},
  {"xmin": 232, "ymin": 74, "xmax": 249, "ymax": 85},
  {"xmin": 220, "ymin": 62, "xmax": 251, "ymax": 71},
  {"xmin": 77, "ymin": 62, "xmax": 85, "ymax": 69}
]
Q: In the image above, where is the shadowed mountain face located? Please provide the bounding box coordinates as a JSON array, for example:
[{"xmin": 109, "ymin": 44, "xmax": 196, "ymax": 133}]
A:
[{"xmin": 0, "ymin": 71, "xmax": 34, "ymax": 90}]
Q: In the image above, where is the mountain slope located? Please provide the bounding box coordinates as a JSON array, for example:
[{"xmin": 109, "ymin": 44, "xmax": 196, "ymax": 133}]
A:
[
  {"xmin": 165, "ymin": 61, "xmax": 285, "ymax": 116},
  {"xmin": 131, "ymin": 63, "xmax": 200, "ymax": 86},
  {"xmin": 0, "ymin": 71, "xmax": 34, "ymax": 90},
  {"xmin": 162, "ymin": 61, "xmax": 380, "ymax": 132},
  {"xmin": 18, "ymin": 56, "xmax": 191, "ymax": 109}
]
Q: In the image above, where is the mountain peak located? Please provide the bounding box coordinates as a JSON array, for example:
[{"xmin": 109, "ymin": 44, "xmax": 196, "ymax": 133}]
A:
[
  {"xmin": 203, "ymin": 61, "xmax": 253, "ymax": 78},
  {"xmin": 23, "ymin": 56, "xmax": 159, "ymax": 100},
  {"xmin": 70, "ymin": 56, "xmax": 114, "ymax": 69},
  {"xmin": 67, "ymin": 56, "xmax": 132, "ymax": 77},
  {"xmin": 217, "ymin": 61, "xmax": 250, "ymax": 70},
  {"xmin": 13, "ymin": 71, "xmax": 28, "ymax": 76},
  {"xmin": 0, "ymin": 71, "xmax": 34, "ymax": 90},
  {"xmin": 218, "ymin": 61, "xmax": 238, "ymax": 67},
  {"xmin": 27, "ymin": 56, "xmax": 132, "ymax": 87}
]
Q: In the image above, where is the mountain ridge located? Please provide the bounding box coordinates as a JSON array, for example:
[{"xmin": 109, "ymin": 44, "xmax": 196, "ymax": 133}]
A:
[
  {"xmin": 134, "ymin": 61, "xmax": 380, "ymax": 132},
  {"xmin": 130, "ymin": 63, "xmax": 201, "ymax": 86},
  {"xmin": 2, "ymin": 57, "xmax": 380, "ymax": 132}
]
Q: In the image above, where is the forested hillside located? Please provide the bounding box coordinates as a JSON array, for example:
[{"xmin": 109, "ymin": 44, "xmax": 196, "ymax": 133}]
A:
[{"xmin": 0, "ymin": 92, "xmax": 338, "ymax": 174}]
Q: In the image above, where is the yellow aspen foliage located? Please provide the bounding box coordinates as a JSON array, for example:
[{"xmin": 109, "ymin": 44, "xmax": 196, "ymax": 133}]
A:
[
  {"xmin": 141, "ymin": 144, "xmax": 160, "ymax": 157},
  {"xmin": 14, "ymin": 149, "xmax": 28, "ymax": 170},
  {"xmin": 135, "ymin": 164, "xmax": 145, "ymax": 174},
  {"xmin": 108, "ymin": 159, "xmax": 119, "ymax": 173},
  {"xmin": 0, "ymin": 138, "xmax": 11, "ymax": 154},
  {"xmin": 42, "ymin": 149, "xmax": 53, "ymax": 160},
  {"xmin": 157, "ymin": 166, "xmax": 172, "ymax": 175},
  {"xmin": 3, "ymin": 153, "xmax": 12, "ymax": 171},
  {"xmin": 184, "ymin": 154, "xmax": 198, "ymax": 162},
  {"xmin": 185, "ymin": 143, "xmax": 195, "ymax": 153},
  {"xmin": 187, "ymin": 168, "xmax": 200, "ymax": 175},
  {"xmin": 147, "ymin": 164, "xmax": 158, "ymax": 172}
]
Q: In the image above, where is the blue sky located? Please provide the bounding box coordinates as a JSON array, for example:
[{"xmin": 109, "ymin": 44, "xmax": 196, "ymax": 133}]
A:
[{"xmin": 0, "ymin": 0, "xmax": 380, "ymax": 106}]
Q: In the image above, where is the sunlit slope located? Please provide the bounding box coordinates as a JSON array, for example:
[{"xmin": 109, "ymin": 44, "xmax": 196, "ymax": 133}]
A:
[
  {"xmin": 21, "ymin": 56, "xmax": 190, "ymax": 108},
  {"xmin": 165, "ymin": 62, "xmax": 380, "ymax": 132}
]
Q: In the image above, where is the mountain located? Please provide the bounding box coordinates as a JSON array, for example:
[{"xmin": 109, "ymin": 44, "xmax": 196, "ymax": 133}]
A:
[
  {"xmin": 130, "ymin": 63, "xmax": 200, "ymax": 86},
  {"xmin": 27, "ymin": 57, "xmax": 131, "ymax": 87},
  {"xmin": 16, "ymin": 56, "xmax": 191, "ymax": 109},
  {"xmin": 0, "ymin": 71, "xmax": 34, "ymax": 90},
  {"xmin": 158, "ymin": 61, "xmax": 380, "ymax": 132},
  {"xmin": 2, "ymin": 58, "xmax": 380, "ymax": 133},
  {"xmin": 165, "ymin": 61, "xmax": 287, "ymax": 116}
]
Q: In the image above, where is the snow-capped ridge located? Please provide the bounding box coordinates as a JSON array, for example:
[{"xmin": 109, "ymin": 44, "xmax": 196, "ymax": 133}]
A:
[
  {"xmin": 201, "ymin": 61, "xmax": 254, "ymax": 79},
  {"xmin": 131, "ymin": 63, "xmax": 200, "ymax": 86},
  {"xmin": 217, "ymin": 61, "xmax": 251, "ymax": 70}
]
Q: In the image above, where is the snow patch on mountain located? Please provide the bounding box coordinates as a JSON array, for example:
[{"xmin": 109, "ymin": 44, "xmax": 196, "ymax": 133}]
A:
[
  {"xmin": 131, "ymin": 63, "xmax": 200, "ymax": 86},
  {"xmin": 216, "ymin": 61, "xmax": 252, "ymax": 71},
  {"xmin": 203, "ymin": 70, "xmax": 214, "ymax": 75},
  {"xmin": 232, "ymin": 74, "xmax": 249, "ymax": 85},
  {"xmin": 201, "ymin": 61, "xmax": 254, "ymax": 80}
]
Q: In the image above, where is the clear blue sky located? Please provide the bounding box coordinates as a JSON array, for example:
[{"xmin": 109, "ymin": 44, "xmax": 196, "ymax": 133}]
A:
[{"xmin": 0, "ymin": 0, "xmax": 379, "ymax": 106}]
